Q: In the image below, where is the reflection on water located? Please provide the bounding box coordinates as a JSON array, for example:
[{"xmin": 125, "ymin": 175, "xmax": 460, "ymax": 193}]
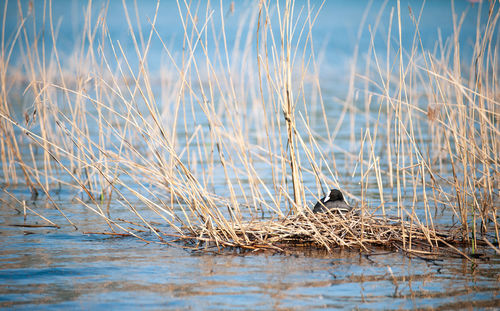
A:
[{"xmin": 1, "ymin": 200, "xmax": 499, "ymax": 310}]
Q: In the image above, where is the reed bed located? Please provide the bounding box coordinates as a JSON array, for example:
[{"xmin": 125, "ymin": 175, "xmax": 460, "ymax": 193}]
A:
[
  {"xmin": 0, "ymin": 0, "xmax": 498, "ymax": 258},
  {"xmin": 188, "ymin": 211, "xmax": 467, "ymax": 257}
]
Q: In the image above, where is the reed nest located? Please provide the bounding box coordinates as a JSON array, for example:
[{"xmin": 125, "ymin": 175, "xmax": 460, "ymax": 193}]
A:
[{"xmin": 190, "ymin": 211, "xmax": 469, "ymax": 258}]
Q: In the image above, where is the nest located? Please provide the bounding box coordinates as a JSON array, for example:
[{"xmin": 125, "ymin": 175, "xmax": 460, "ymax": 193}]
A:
[{"xmin": 191, "ymin": 211, "xmax": 470, "ymax": 258}]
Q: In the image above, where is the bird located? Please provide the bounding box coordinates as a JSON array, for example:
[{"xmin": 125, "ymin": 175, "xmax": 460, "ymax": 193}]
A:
[{"xmin": 313, "ymin": 189, "xmax": 352, "ymax": 214}]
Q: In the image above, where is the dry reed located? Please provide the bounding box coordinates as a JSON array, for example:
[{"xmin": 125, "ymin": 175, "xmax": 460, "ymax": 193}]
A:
[{"xmin": 0, "ymin": 0, "xmax": 498, "ymax": 258}]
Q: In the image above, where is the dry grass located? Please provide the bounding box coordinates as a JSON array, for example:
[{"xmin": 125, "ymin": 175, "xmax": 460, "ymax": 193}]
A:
[
  {"xmin": 189, "ymin": 211, "xmax": 464, "ymax": 255},
  {"xmin": 0, "ymin": 0, "xmax": 498, "ymax": 258}
]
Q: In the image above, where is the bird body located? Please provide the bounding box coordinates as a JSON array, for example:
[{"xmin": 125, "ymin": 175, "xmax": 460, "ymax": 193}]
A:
[{"xmin": 313, "ymin": 189, "xmax": 352, "ymax": 214}]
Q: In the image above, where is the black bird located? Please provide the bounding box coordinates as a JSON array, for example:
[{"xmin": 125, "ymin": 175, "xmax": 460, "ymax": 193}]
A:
[{"xmin": 313, "ymin": 189, "xmax": 352, "ymax": 214}]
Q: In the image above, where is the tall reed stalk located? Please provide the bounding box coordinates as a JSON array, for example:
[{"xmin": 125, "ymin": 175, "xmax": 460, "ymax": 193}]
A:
[{"xmin": 0, "ymin": 0, "xmax": 498, "ymax": 254}]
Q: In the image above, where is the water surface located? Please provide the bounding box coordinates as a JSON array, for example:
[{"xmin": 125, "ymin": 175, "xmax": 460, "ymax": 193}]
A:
[
  {"xmin": 1, "ymin": 0, "xmax": 499, "ymax": 309},
  {"xmin": 1, "ymin": 202, "xmax": 499, "ymax": 309}
]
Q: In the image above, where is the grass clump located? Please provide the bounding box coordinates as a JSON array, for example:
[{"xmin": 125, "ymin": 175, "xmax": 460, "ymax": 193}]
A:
[{"xmin": 0, "ymin": 0, "xmax": 498, "ymax": 258}]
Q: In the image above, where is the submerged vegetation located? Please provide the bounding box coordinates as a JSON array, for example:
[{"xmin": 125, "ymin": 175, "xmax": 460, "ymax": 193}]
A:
[{"xmin": 0, "ymin": 0, "xmax": 498, "ymax": 258}]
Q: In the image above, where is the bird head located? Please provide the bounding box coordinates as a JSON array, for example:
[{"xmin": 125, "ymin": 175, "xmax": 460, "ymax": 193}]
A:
[{"xmin": 324, "ymin": 189, "xmax": 344, "ymax": 203}]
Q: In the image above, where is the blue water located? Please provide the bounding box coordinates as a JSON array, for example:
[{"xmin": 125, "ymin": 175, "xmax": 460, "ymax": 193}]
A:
[
  {"xmin": 1, "ymin": 206, "xmax": 499, "ymax": 310},
  {"xmin": 1, "ymin": 0, "xmax": 499, "ymax": 309}
]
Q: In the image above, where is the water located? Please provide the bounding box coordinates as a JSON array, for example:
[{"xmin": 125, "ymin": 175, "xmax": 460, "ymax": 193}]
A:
[
  {"xmin": 1, "ymin": 0, "xmax": 499, "ymax": 309},
  {"xmin": 2, "ymin": 204, "xmax": 499, "ymax": 310}
]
